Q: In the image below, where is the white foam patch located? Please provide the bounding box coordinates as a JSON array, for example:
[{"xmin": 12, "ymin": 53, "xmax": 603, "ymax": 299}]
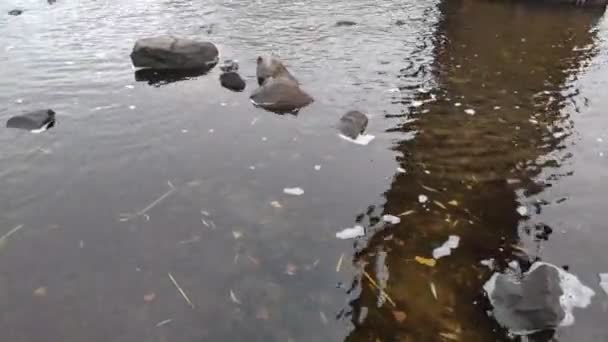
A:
[
  {"xmin": 516, "ymin": 206, "xmax": 528, "ymax": 216},
  {"xmin": 336, "ymin": 225, "xmax": 365, "ymax": 239},
  {"xmin": 599, "ymin": 274, "xmax": 608, "ymax": 296},
  {"xmin": 283, "ymin": 187, "xmax": 304, "ymax": 196},
  {"xmin": 464, "ymin": 109, "xmax": 476, "ymax": 115},
  {"xmin": 30, "ymin": 121, "xmax": 53, "ymax": 134},
  {"xmin": 338, "ymin": 134, "xmax": 375, "ymax": 146},
  {"xmin": 382, "ymin": 215, "xmax": 401, "ymax": 225},
  {"xmin": 432, "ymin": 235, "xmax": 460, "ymax": 259}
]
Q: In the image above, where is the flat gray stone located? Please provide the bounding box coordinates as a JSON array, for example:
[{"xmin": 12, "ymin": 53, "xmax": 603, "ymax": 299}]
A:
[
  {"xmin": 250, "ymin": 78, "xmax": 312, "ymax": 114},
  {"xmin": 338, "ymin": 111, "xmax": 369, "ymax": 139},
  {"xmin": 7, "ymin": 109, "xmax": 55, "ymax": 131},
  {"xmin": 130, "ymin": 36, "xmax": 218, "ymax": 70}
]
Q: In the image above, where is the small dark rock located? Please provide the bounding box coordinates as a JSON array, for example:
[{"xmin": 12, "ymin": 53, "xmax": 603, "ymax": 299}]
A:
[
  {"xmin": 220, "ymin": 59, "xmax": 239, "ymax": 73},
  {"xmin": 338, "ymin": 111, "xmax": 369, "ymax": 139},
  {"xmin": 134, "ymin": 68, "xmax": 210, "ymax": 86},
  {"xmin": 8, "ymin": 9, "xmax": 23, "ymax": 16},
  {"xmin": 394, "ymin": 19, "xmax": 406, "ymax": 26},
  {"xmin": 335, "ymin": 20, "xmax": 357, "ymax": 27},
  {"xmin": 220, "ymin": 72, "xmax": 246, "ymax": 92},
  {"xmin": 6, "ymin": 109, "xmax": 55, "ymax": 131}
]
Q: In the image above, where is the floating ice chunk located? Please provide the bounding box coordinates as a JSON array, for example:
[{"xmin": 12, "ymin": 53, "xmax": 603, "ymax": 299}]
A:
[
  {"xmin": 314, "ymin": 165, "xmax": 321, "ymax": 171},
  {"xmin": 262, "ymin": 137, "xmax": 268, "ymax": 141},
  {"xmin": 387, "ymin": 88, "xmax": 400, "ymax": 93},
  {"xmin": 125, "ymin": 85, "xmax": 134, "ymax": 89},
  {"xmin": 30, "ymin": 121, "xmax": 53, "ymax": 134},
  {"xmin": 553, "ymin": 132, "xmax": 566, "ymax": 139},
  {"xmin": 516, "ymin": 206, "xmax": 528, "ymax": 216},
  {"xmin": 15, "ymin": 98, "xmax": 24, "ymax": 104},
  {"xmin": 209, "ymin": 129, "xmax": 215, "ymax": 133},
  {"xmin": 283, "ymin": 187, "xmax": 304, "ymax": 196},
  {"xmin": 494, "ymin": 106, "xmax": 501, "ymax": 110},
  {"xmin": 382, "ymin": 215, "xmax": 401, "ymax": 225},
  {"xmin": 599, "ymin": 274, "xmax": 608, "ymax": 296},
  {"xmin": 597, "ymin": 138, "xmax": 604, "ymax": 143},
  {"xmin": 338, "ymin": 133, "xmax": 375, "ymax": 146},
  {"xmin": 181, "ymin": 129, "xmax": 188, "ymax": 133},
  {"xmin": 454, "ymin": 102, "xmax": 462, "ymax": 107},
  {"xmin": 411, "ymin": 100, "xmax": 424, "ymax": 107},
  {"xmin": 129, "ymin": 105, "xmax": 136, "ymax": 110},
  {"xmin": 464, "ymin": 109, "xmax": 476, "ymax": 115},
  {"xmin": 336, "ymin": 225, "xmax": 365, "ymax": 239},
  {"xmin": 396, "ymin": 167, "xmax": 406, "ymax": 173},
  {"xmin": 418, "ymin": 194, "xmax": 428, "ymax": 203},
  {"xmin": 432, "ymin": 235, "xmax": 460, "ymax": 259}
]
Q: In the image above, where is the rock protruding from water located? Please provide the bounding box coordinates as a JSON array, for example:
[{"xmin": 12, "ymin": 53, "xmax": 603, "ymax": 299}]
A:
[
  {"xmin": 256, "ymin": 55, "xmax": 298, "ymax": 86},
  {"xmin": 250, "ymin": 77, "xmax": 313, "ymax": 114},
  {"xmin": 251, "ymin": 56, "xmax": 312, "ymax": 113},
  {"xmin": 484, "ymin": 262, "xmax": 595, "ymax": 335},
  {"xmin": 6, "ymin": 109, "xmax": 55, "ymax": 131},
  {"xmin": 335, "ymin": 20, "xmax": 357, "ymax": 27},
  {"xmin": 338, "ymin": 111, "xmax": 369, "ymax": 139},
  {"xmin": 8, "ymin": 9, "xmax": 23, "ymax": 16},
  {"xmin": 220, "ymin": 72, "xmax": 246, "ymax": 92},
  {"xmin": 130, "ymin": 36, "xmax": 218, "ymax": 70}
]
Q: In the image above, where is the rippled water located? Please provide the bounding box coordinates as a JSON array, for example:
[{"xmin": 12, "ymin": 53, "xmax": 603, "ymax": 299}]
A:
[{"xmin": 1, "ymin": 0, "xmax": 607, "ymax": 341}]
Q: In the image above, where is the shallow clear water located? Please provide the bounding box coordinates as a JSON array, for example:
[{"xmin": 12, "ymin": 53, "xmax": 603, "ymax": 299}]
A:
[{"xmin": 1, "ymin": 0, "xmax": 607, "ymax": 341}]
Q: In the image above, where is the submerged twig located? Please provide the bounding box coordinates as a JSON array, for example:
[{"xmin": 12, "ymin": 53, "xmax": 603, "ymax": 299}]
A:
[
  {"xmin": 121, "ymin": 182, "xmax": 176, "ymax": 221},
  {"xmin": 0, "ymin": 224, "xmax": 24, "ymax": 242},
  {"xmin": 362, "ymin": 270, "xmax": 396, "ymax": 307},
  {"xmin": 168, "ymin": 272, "xmax": 194, "ymax": 308}
]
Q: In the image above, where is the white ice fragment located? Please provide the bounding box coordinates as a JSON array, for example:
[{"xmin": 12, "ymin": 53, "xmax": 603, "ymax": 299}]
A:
[
  {"xmin": 529, "ymin": 119, "xmax": 538, "ymax": 125},
  {"xmin": 64, "ymin": 61, "xmax": 75, "ymax": 65},
  {"xmin": 232, "ymin": 231, "xmax": 242, "ymax": 239},
  {"xmin": 516, "ymin": 206, "xmax": 528, "ymax": 216},
  {"xmin": 411, "ymin": 100, "xmax": 424, "ymax": 107},
  {"xmin": 597, "ymin": 138, "xmax": 604, "ymax": 143},
  {"xmin": 283, "ymin": 187, "xmax": 304, "ymax": 196},
  {"xmin": 262, "ymin": 137, "xmax": 268, "ymax": 141},
  {"xmin": 387, "ymin": 88, "xmax": 400, "ymax": 93},
  {"xmin": 125, "ymin": 85, "xmax": 134, "ymax": 89},
  {"xmin": 336, "ymin": 225, "xmax": 365, "ymax": 239},
  {"xmin": 493, "ymin": 106, "xmax": 501, "ymax": 110},
  {"xmin": 382, "ymin": 215, "xmax": 401, "ymax": 225},
  {"xmin": 338, "ymin": 134, "xmax": 375, "ymax": 146},
  {"xmin": 553, "ymin": 132, "xmax": 566, "ymax": 139},
  {"xmin": 30, "ymin": 121, "xmax": 53, "ymax": 134},
  {"xmin": 454, "ymin": 102, "xmax": 462, "ymax": 107},
  {"xmin": 418, "ymin": 194, "xmax": 428, "ymax": 203},
  {"xmin": 599, "ymin": 273, "xmax": 608, "ymax": 296},
  {"xmin": 464, "ymin": 109, "xmax": 476, "ymax": 115},
  {"xmin": 15, "ymin": 98, "xmax": 24, "ymax": 104},
  {"xmin": 181, "ymin": 129, "xmax": 188, "ymax": 133},
  {"xmin": 220, "ymin": 102, "xmax": 227, "ymax": 107},
  {"xmin": 208, "ymin": 129, "xmax": 215, "ymax": 133},
  {"xmin": 396, "ymin": 167, "xmax": 406, "ymax": 173},
  {"xmin": 249, "ymin": 166, "xmax": 256, "ymax": 170},
  {"xmin": 432, "ymin": 235, "xmax": 460, "ymax": 259},
  {"xmin": 314, "ymin": 165, "xmax": 321, "ymax": 171},
  {"xmin": 129, "ymin": 105, "xmax": 136, "ymax": 110}
]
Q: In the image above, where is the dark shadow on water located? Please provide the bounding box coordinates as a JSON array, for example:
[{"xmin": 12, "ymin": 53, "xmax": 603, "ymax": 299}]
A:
[
  {"xmin": 343, "ymin": 1, "xmax": 603, "ymax": 341},
  {"xmin": 134, "ymin": 66, "xmax": 216, "ymax": 87}
]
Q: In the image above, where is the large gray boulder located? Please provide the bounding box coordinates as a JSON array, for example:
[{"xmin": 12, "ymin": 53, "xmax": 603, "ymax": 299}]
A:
[
  {"xmin": 338, "ymin": 111, "xmax": 368, "ymax": 139},
  {"xmin": 6, "ymin": 109, "xmax": 55, "ymax": 131},
  {"xmin": 130, "ymin": 36, "xmax": 218, "ymax": 70},
  {"xmin": 250, "ymin": 77, "xmax": 313, "ymax": 114}
]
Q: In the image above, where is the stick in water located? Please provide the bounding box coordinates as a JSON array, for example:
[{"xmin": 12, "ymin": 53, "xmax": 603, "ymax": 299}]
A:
[
  {"xmin": 0, "ymin": 224, "xmax": 24, "ymax": 242},
  {"xmin": 121, "ymin": 182, "xmax": 176, "ymax": 221},
  {"xmin": 168, "ymin": 272, "xmax": 195, "ymax": 308}
]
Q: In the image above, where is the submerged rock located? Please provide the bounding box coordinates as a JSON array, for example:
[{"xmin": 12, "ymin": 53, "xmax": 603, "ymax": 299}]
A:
[
  {"xmin": 130, "ymin": 36, "xmax": 218, "ymax": 70},
  {"xmin": 484, "ymin": 262, "xmax": 594, "ymax": 335},
  {"xmin": 394, "ymin": 19, "xmax": 406, "ymax": 26},
  {"xmin": 134, "ymin": 68, "xmax": 210, "ymax": 86},
  {"xmin": 220, "ymin": 72, "xmax": 246, "ymax": 92},
  {"xmin": 250, "ymin": 77, "xmax": 313, "ymax": 114},
  {"xmin": 335, "ymin": 20, "xmax": 357, "ymax": 27},
  {"xmin": 8, "ymin": 9, "xmax": 23, "ymax": 16},
  {"xmin": 219, "ymin": 59, "xmax": 239, "ymax": 73},
  {"xmin": 338, "ymin": 110, "xmax": 369, "ymax": 139},
  {"xmin": 6, "ymin": 109, "xmax": 55, "ymax": 131},
  {"xmin": 256, "ymin": 55, "xmax": 298, "ymax": 86}
]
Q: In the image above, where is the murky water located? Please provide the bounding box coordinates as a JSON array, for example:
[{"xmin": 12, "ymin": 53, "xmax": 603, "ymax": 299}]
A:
[{"xmin": 1, "ymin": 0, "xmax": 607, "ymax": 341}]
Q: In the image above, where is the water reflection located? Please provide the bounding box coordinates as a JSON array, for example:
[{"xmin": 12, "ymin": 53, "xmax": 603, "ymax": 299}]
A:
[{"xmin": 347, "ymin": 1, "xmax": 603, "ymax": 341}]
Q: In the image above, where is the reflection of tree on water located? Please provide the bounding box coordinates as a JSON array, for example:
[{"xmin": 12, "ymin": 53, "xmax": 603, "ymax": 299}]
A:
[{"xmin": 344, "ymin": 1, "xmax": 602, "ymax": 341}]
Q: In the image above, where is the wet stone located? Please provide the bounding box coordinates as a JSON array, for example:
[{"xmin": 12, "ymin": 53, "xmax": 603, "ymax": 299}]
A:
[
  {"xmin": 8, "ymin": 9, "xmax": 23, "ymax": 16},
  {"xmin": 130, "ymin": 36, "xmax": 218, "ymax": 70},
  {"xmin": 335, "ymin": 20, "xmax": 357, "ymax": 27},
  {"xmin": 220, "ymin": 72, "xmax": 246, "ymax": 92},
  {"xmin": 250, "ymin": 77, "xmax": 313, "ymax": 114},
  {"xmin": 6, "ymin": 109, "xmax": 55, "ymax": 131},
  {"xmin": 338, "ymin": 110, "xmax": 369, "ymax": 139}
]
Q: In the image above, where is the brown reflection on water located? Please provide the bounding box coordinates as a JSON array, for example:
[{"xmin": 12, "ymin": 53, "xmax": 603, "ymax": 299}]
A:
[{"xmin": 346, "ymin": 1, "xmax": 602, "ymax": 341}]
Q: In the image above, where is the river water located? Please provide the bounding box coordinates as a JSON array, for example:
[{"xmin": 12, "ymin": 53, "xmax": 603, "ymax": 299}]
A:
[{"xmin": 1, "ymin": 0, "xmax": 607, "ymax": 341}]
